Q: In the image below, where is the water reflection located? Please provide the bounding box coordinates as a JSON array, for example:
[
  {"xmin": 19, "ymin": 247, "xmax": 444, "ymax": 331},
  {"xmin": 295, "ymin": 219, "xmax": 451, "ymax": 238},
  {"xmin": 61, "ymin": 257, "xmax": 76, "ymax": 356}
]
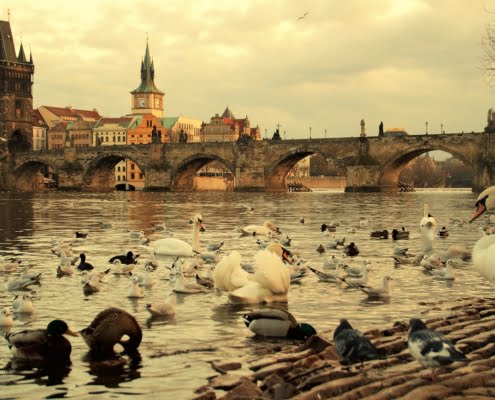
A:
[
  {"xmin": 84, "ymin": 352, "xmax": 142, "ymax": 389},
  {"xmin": 3, "ymin": 358, "xmax": 71, "ymax": 387}
]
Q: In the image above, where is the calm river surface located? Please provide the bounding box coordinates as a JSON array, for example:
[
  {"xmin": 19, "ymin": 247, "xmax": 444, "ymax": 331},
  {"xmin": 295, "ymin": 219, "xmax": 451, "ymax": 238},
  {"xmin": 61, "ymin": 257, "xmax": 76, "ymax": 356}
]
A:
[{"xmin": 0, "ymin": 189, "xmax": 492, "ymax": 398}]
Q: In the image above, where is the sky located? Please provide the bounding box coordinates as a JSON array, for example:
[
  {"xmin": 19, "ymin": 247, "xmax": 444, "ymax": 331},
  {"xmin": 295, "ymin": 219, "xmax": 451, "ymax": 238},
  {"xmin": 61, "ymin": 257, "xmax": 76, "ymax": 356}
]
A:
[{"xmin": 4, "ymin": 0, "xmax": 495, "ymax": 140}]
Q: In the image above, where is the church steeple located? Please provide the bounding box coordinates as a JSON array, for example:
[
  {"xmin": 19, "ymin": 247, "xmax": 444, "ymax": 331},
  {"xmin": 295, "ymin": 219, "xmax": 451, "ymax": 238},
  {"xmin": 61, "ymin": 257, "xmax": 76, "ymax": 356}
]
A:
[
  {"xmin": 131, "ymin": 39, "xmax": 163, "ymax": 95},
  {"xmin": 17, "ymin": 41, "xmax": 27, "ymax": 63},
  {"xmin": 130, "ymin": 39, "xmax": 164, "ymax": 117}
]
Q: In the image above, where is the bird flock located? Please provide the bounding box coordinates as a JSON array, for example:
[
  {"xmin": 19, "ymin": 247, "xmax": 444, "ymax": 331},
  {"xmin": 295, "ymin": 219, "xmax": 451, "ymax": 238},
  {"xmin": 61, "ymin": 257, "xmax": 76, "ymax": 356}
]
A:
[{"xmin": 0, "ymin": 188, "xmax": 494, "ymax": 383}]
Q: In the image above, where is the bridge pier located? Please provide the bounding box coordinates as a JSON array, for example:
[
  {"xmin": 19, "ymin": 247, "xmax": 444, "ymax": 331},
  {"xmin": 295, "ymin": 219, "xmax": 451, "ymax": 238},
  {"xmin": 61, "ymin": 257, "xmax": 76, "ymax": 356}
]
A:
[{"xmin": 344, "ymin": 165, "xmax": 384, "ymax": 192}]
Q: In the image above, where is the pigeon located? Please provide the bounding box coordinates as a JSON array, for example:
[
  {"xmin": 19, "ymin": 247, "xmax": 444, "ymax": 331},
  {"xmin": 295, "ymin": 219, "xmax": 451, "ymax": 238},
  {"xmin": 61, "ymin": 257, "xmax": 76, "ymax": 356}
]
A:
[
  {"xmin": 408, "ymin": 318, "xmax": 468, "ymax": 381},
  {"xmin": 333, "ymin": 319, "xmax": 383, "ymax": 367}
]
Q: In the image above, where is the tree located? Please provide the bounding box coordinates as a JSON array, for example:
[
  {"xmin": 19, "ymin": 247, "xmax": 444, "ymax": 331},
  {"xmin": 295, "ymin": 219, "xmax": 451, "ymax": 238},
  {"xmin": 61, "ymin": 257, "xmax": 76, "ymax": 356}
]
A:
[{"xmin": 481, "ymin": 12, "xmax": 495, "ymax": 89}]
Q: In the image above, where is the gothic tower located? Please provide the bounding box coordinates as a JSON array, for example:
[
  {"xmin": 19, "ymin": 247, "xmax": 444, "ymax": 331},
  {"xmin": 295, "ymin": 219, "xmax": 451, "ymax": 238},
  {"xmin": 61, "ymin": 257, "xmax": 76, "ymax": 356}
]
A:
[
  {"xmin": 130, "ymin": 40, "xmax": 164, "ymax": 117},
  {"xmin": 0, "ymin": 20, "xmax": 34, "ymax": 152}
]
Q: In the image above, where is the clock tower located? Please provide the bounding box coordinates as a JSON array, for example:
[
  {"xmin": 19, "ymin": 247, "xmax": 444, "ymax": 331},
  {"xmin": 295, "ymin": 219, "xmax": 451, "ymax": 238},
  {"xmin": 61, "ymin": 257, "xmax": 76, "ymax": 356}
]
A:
[{"xmin": 130, "ymin": 40, "xmax": 164, "ymax": 117}]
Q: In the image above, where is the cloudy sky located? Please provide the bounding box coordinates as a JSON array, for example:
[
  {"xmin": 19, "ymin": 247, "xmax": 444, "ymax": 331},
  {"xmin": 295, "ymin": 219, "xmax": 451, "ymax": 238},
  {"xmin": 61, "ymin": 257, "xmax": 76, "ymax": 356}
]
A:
[{"xmin": 5, "ymin": 0, "xmax": 495, "ymax": 139}]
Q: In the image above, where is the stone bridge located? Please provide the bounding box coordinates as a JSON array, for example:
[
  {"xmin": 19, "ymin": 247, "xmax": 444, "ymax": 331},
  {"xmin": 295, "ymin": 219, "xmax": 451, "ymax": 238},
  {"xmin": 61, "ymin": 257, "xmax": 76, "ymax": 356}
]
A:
[{"xmin": 3, "ymin": 132, "xmax": 495, "ymax": 192}]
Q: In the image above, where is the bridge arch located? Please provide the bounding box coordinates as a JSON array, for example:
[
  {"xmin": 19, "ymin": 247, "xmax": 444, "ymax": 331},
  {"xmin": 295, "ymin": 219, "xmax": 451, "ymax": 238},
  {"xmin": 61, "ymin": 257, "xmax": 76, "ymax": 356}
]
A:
[
  {"xmin": 265, "ymin": 147, "xmax": 343, "ymax": 191},
  {"xmin": 171, "ymin": 154, "xmax": 235, "ymax": 191},
  {"xmin": 380, "ymin": 144, "xmax": 475, "ymax": 190},
  {"xmin": 8, "ymin": 129, "xmax": 31, "ymax": 153},
  {"xmin": 14, "ymin": 159, "xmax": 59, "ymax": 191},
  {"xmin": 83, "ymin": 152, "xmax": 146, "ymax": 191}
]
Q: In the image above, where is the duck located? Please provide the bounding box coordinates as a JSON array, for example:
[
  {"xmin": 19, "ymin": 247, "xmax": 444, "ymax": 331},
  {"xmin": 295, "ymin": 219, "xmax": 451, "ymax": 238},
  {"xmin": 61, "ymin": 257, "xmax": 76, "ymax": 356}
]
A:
[
  {"xmin": 127, "ymin": 276, "xmax": 144, "ymax": 298},
  {"xmin": 333, "ymin": 319, "xmax": 382, "ymax": 367},
  {"xmin": 242, "ymin": 220, "xmax": 280, "ymax": 236},
  {"xmin": 12, "ymin": 293, "xmax": 34, "ymax": 314},
  {"xmin": 408, "ymin": 318, "xmax": 468, "ymax": 381},
  {"xmin": 207, "ymin": 241, "xmax": 224, "ymax": 251},
  {"xmin": 75, "ymin": 231, "xmax": 90, "ymax": 239},
  {"xmin": 5, "ymin": 319, "xmax": 78, "ymax": 361},
  {"xmin": 150, "ymin": 214, "xmax": 205, "ymax": 257},
  {"xmin": 344, "ymin": 242, "xmax": 359, "ymax": 257},
  {"xmin": 243, "ymin": 309, "xmax": 316, "ymax": 340},
  {"xmin": 81, "ymin": 307, "xmax": 142, "ymax": 355},
  {"xmin": 438, "ymin": 227, "xmax": 449, "ymax": 237},
  {"xmin": 370, "ymin": 229, "xmax": 389, "ymax": 240},
  {"xmin": 146, "ymin": 294, "xmax": 176, "ymax": 317},
  {"xmin": 393, "ymin": 243, "xmax": 410, "ymax": 257},
  {"xmin": 425, "ymin": 260, "xmax": 455, "ymax": 280},
  {"xmin": 392, "ymin": 229, "xmax": 409, "ymax": 240},
  {"xmin": 108, "ymin": 251, "xmax": 139, "ymax": 265},
  {"xmin": 0, "ymin": 307, "xmax": 14, "ymax": 327},
  {"xmin": 77, "ymin": 253, "xmax": 95, "ymax": 271},
  {"xmin": 228, "ymin": 249, "xmax": 291, "ymax": 304},
  {"xmin": 469, "ymin": 186, "xmax": 495, "ymax": 283},
  {"xmin": 316, "ymin": 243, "xmax": 325, "ymax": 254},
  {"xmin": 358, "ymin": 276, "xmax": 392, "ymax": 300}
]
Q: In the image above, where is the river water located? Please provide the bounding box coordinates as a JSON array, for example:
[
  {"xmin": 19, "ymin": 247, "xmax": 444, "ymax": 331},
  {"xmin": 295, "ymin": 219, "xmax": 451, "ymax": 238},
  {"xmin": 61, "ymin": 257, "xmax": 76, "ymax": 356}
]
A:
[{"xmin": 0, "ymin": 189, "xmax": 492, "ymax": 398}]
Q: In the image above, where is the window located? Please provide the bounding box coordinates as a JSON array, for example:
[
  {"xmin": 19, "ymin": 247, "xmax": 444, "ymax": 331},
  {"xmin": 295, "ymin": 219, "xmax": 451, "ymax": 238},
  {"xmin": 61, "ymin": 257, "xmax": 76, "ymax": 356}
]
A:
[
  {"xmin": 131, "ymin": 164, "xmax": 135, "ymax": 170},
  {"xmin": 117, "ymin": 176, "xmax": 121, "ymax": 181},
  {"xmin": 139, "ymin": 173, "xmax": 143, "ymax": 179},
  {"xmin": 117, "ymin": 167, "xmax": 121, "ymax": 172},
  {"xmin": 123, "ymin": 167, "xmax": 125, "ymax": 172},
  {"xmin": 130, "ymin": 173, "xmax": 135, "ymax": 179}
]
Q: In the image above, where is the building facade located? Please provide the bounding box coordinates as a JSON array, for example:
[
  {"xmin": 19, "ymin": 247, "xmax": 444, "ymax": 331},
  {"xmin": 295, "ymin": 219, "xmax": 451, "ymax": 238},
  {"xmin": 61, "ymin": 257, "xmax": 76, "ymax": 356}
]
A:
[
  {"xmin": 32, "ymin": 109, "xmax": 47, "ymax": 150},
  {"xmin": 47, "ymin": 121, "xmax": 68, "ymax": 150},
  {"xmin": 0, "ymin": 20, "xmax": 34, "ymax": 152},
  {"xmin": 130, "ymin": 41, "xmax": 164, "ymax": 118},
  {"xmin": 93, "ymin": 116, "xmax": 137, "ymax": 146},
  {"xmin": 163, "ymin": 116, "xmax": 202, "ymax": 143},
  {"xmin": 126, "ymin": 113, "xmax": 165, "ymax": 145},
  {"xmin": 66, "ymin": 116, "xmax": 94, "ymax": 148},
  {"xmin": 200, "ymin": 106, "xmax": 261, "ymax": 142},
  {"xmin": 38, "ymin": 105, "xmax": 101, "ymax": 128}
]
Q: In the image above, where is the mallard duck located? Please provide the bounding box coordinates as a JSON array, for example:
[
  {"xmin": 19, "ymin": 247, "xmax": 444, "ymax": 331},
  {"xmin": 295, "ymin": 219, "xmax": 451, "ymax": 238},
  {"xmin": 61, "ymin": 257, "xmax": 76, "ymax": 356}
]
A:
[
  {"xmin": 5, "ymin": 319, "xmax": 77, "ymax": 361},
  {"xmin": 392, "ymin": 229, "xmax": 409, "ymax": 240},
  {"xmin": 81, "ymin": 307, "xmax": 142, "ymax": 355},
  {"xmin": 243, "ymin": 309, "xmax": 316, "ymax": 340},
  {"xmin": 408, "ymin": 318, "xmax": 468, "ymax": 381},
  {"xmin": 438, "ymin": 227, "xmax": 449, "ymax": 237},
  {"xmin": 344, "ymin": 242, "xmax": 359, "ymax": 257},
  {"xmin": 370, "ymin": 229, "xmax": 389, "ymax": 239}
]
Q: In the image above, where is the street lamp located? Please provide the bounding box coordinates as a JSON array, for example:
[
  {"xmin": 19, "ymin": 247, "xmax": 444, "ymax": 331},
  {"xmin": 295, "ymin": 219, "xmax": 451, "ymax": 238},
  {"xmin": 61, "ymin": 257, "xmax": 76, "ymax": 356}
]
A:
[
  {"xmin": 309, "ymin": 126, "xmax": 312, "ymax": 139},
  {"xmin": 283, "ymin": 130, "xmax": 286, "ymax": 140},
  {"xmin": 325, "ymin": 129, "xmax": 327, "ymax": 139},
  {"xmin": 425, "ymin": 121, "xmax": 428, "ymax": 134},
  {"xmin": 264, "ymin": 128, "xmax": 267, "ymax": 140},
  {"xmin": 441, "ymin": 123, "xmax": 444, "ymax": 134}
]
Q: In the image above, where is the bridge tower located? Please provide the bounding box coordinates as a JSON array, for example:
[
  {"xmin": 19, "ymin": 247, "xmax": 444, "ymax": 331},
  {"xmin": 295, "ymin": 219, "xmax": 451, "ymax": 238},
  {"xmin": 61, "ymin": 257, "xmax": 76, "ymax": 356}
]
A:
[
  {"xmin": 130, "ymin": 39, "xmax": 164, "ymax": 117},
  {"xmin": 0, "ymin": 20, "xmax": 34, "ymax": 152}
]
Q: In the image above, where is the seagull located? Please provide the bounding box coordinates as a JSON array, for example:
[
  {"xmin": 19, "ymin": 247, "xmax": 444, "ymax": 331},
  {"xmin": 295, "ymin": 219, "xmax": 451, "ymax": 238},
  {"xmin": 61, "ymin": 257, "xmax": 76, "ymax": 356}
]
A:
[
  {"xmin": 408, "ymin": 318, "xmax": 468, "ymax": 381},
  {"xmin": 297, "ymin": 11, "xmax": 309, "ymax": 21},
  {"xmin": 146, "ymin": 294, "xmax": 176, "ymax": 317},
  {"xmin": 333, "ymin": 319, "xmax": 383, "ymax": 367},
  {"xmin": 358, "ymin": 276, "xmax": 392, "ymax": 300}
]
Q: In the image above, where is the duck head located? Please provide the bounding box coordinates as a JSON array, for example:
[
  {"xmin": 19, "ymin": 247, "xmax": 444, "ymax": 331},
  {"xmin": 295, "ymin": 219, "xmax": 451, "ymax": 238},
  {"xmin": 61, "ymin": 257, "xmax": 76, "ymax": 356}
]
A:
[
  {"xmin": 48, "ymin": 319, "xmax": 78, "ymax": 337},
  {"xmin": 470, "ymin": 186, "xmax": 495, "ymax": 222}
]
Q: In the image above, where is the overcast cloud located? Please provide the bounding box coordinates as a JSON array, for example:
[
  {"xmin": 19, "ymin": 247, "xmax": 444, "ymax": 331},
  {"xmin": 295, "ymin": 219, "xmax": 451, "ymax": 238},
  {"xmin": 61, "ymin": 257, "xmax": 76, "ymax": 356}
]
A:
[{"xmin": 5, "ymin": 0, "xmax": 495, "ymax": 138}]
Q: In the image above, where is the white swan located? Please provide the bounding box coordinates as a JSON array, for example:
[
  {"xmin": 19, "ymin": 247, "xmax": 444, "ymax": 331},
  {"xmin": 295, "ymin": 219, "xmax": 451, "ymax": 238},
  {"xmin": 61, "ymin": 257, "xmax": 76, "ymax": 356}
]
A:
[
  {"xmin": 242, "ymin": 220, "xmax": 280, "ymax": 236},
  {"xmin": 213, "ymin": 251, "xmax": 252, "ymax": 292},
  {"xmin": 150, "ymin": 214, "xmax": 205, "ymax": 257},
  {"xmin": 227, "ymin": 249, "xmax": 291, "ymax": 304},
  {"xmin": 420, "ymin": 203, "xmax": 437, "ymax": 229},
  {"xmin": 469, "ymin": 186, "xmax": 495, "ymax": 283}
]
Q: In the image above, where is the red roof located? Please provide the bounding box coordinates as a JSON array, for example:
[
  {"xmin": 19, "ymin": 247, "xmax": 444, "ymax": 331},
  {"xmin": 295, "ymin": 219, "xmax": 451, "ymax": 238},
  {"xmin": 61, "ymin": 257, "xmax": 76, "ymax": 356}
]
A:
[
  {"xmin": 33, "ymin": 109, "xmax": 47, "ymax": 127},
  {"xmin": 94, "ymin": 117, "xmax": 134, "ymax": 128},
  {"xmin": 42, "ymin": 106, "xmax": 101, "ymax": 121}
]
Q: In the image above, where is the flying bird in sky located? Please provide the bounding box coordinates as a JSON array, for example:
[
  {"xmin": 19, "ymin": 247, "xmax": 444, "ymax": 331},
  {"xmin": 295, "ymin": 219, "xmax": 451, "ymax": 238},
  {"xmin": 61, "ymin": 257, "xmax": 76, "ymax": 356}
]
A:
[{"xmin": 297, "ymin": 12, "xmax": 309, "ymax": 21}]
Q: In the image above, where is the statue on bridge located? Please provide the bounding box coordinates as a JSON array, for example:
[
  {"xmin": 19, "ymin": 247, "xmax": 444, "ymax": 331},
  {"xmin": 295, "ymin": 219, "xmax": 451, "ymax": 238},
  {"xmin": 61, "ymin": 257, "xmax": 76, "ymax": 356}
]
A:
[
  {"xmin": 272, "ymin": 128, "xmax": 281, "ymax": 140},
  {"xmin": 485, "ymin": 108, "xmax": 495, "ymax": 133},
  {"xmin": 379, "ymin": 121, "xmax": 384, "ymax": 136},
  {"xmin": 360, "ymin": 119, "xmax": 366, "ymax": 137}
]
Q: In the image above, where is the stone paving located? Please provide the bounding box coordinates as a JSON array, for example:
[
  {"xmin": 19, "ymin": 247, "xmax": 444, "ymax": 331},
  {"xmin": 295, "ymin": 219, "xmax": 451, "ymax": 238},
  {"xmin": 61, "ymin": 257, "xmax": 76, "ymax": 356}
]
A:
[{"xmin": 194, "ymin": 297, "xmax": 495, "ymax": 400}]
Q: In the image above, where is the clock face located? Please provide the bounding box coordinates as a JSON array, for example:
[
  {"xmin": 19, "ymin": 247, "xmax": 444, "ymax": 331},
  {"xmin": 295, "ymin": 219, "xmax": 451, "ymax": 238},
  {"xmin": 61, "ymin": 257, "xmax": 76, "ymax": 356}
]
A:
[{"xmin": 138, "ymin": 98, "xmax": 146, "ymax": 107}]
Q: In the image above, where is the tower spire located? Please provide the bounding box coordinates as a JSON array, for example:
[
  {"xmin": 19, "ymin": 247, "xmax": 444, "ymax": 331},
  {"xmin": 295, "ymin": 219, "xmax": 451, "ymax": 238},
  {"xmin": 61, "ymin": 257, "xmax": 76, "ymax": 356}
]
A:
[
  {"xmin": 18, "ymin": 40, "xmax": 27, "ymax": 63},
  {"xmin": 130, "ymin": 39, "xmax": 163, "ymax": 95}
]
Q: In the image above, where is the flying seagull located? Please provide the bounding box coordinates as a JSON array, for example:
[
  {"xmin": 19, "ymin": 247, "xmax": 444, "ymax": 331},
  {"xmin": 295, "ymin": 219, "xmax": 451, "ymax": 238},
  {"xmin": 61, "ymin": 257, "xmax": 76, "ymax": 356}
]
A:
[{"xmin": 297, "ymin": 12, "xmax": 309, "ymax": 21}]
